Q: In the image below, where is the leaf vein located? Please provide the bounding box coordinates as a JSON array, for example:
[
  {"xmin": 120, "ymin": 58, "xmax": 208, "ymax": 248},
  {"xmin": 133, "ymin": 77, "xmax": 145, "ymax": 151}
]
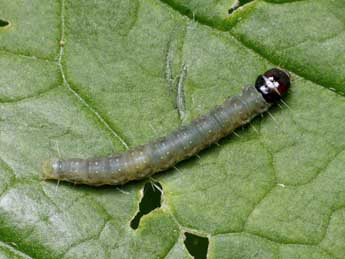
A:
[{"xmin": 58, "ymin": 0, "xmax": 129, "ymax": 149}]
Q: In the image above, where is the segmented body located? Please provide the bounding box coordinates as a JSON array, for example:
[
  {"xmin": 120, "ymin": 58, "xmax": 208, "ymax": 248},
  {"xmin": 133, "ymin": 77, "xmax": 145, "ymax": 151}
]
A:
[{"xmin": 42, "ymin": 68, "xmax": 290, "ymax": 186}]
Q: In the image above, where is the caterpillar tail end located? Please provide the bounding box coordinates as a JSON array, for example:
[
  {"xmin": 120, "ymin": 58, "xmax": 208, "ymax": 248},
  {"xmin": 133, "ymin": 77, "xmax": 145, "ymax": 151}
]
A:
[{"xmin": 41, "ymin": 159, "xmax": 60, "ymax": 180}]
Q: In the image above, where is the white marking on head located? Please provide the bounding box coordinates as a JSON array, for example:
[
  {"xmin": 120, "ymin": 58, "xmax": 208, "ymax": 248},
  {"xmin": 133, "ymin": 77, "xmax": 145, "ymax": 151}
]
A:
[{"xmin": 260, "ymin": 76, "xmax": 280, "ymax": 94}]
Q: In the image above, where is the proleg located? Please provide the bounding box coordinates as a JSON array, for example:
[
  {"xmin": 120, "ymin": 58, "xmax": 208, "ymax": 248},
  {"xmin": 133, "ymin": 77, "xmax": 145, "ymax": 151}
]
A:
[{"xmin": 42, "ymin": 68, "xmax": 290, "ymax": 186}]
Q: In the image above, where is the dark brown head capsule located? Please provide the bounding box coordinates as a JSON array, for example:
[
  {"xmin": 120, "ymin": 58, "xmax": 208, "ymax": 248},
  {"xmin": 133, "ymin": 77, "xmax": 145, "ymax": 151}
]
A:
[{"xmin": 255, "ymin": 68, "xmax": 290, "ymax": 103}]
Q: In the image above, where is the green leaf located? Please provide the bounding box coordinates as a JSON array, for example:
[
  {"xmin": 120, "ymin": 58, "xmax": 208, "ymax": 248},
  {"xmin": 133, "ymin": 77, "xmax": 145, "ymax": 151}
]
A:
[{"xmin": 0, "ymin": 0, "xmax": 344, "ymax": 258}]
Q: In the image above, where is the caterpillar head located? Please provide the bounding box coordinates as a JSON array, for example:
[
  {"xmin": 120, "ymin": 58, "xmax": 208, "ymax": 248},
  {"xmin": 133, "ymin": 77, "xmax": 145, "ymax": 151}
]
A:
[{"xmin": 255, "ymin": 68, "xmax": 290, "ymax": 103}]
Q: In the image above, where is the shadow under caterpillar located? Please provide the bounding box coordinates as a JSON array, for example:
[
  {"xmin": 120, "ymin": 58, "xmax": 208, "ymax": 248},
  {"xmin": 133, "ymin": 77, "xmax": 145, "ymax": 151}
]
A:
[{"xmin": 42, "ymin": 68, "xmax": 290, "ymax": 186}]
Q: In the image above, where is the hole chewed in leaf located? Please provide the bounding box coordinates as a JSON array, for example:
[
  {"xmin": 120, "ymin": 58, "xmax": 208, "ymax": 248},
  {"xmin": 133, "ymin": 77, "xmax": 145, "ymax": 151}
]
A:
[
  {"xmin": 130, "ymin": 181, "xmax": 162, "ymax": 229},
  {"xmin": 228, "ymin": 0, "xmax": 254, "ymax": 14},
  {"xmin": 0, "ymin": 19, "xmax": 9, "ymax": 27},
  {"xmin": 184, "ymin": 232, "xmax": 209, "ymax": 259}
]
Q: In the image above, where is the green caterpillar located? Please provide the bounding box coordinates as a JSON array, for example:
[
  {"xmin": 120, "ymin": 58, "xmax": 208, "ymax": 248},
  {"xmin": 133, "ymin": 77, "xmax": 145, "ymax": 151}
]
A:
[{"xmin": 42, "ymin": 68, "xmax": 290, "ymax": 186}]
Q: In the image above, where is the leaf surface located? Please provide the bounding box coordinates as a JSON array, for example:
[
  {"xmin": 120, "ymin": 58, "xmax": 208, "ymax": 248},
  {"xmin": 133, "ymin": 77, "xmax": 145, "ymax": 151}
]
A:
[{"xmin": 0, "ymin": 0, "xmax": 344, "ymax": 258}]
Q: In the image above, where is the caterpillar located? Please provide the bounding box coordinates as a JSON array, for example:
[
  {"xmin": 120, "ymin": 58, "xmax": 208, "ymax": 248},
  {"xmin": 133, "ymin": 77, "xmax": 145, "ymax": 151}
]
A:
[{"xmin": 42, "ymin": 68, "xmax": 290, "ymax": 186}]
